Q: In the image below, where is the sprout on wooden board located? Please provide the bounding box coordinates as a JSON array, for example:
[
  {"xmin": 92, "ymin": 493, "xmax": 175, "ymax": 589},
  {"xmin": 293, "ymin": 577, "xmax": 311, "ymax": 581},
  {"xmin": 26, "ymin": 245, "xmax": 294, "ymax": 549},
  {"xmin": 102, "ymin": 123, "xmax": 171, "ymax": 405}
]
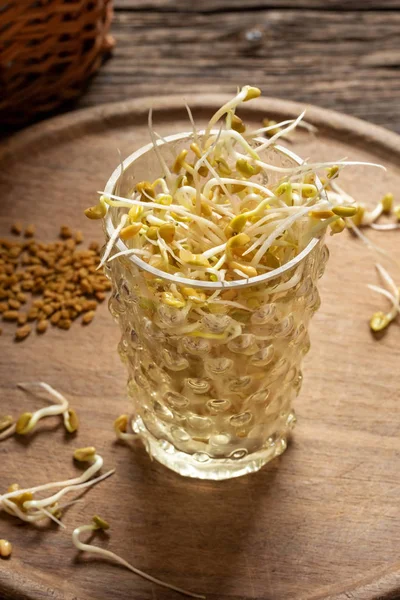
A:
[
  {"xmin": 72, "ymin": 517, "xmax": 206, "ymax": 599},
  {"xmin": 0, "ymin": 382, "xmax": 79, "ymax": 441}
]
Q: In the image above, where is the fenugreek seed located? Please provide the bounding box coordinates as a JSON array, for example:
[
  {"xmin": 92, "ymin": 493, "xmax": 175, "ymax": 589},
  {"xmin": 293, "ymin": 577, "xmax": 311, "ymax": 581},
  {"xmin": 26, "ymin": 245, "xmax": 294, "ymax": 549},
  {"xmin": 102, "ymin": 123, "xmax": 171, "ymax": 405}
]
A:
[
  {"xmin": 58, "ymin": 319, "xmax": 71, "ymax": 330},
  {"xmin": 309, "ymin": 210, "xmax": 335, "ymax": 219},
  {"xmin": 74, "ymin": 447, "xmax": 96, "ymax": 462},
  {"xmin": 21, "ymin": 280, "xmax": 33, "ymax": 291},
  {"xmin": 27, "ymin": 308, "xmax": 38, "ymax": 321},
  {"xmin": 50, "ymin": 311, "xmax": 61, "ymax": 325},
  {"xmin": 381, "ymin": 193, "xmax": 393, "ymax": 214},
  {"xmin": 157, "ymin": 194, "xmax": 173, "ymax": 206},
  {"xmin": 181, "ymin": 287, "xmax": 206, "ymax": 303},
  {"xmin": 179, "ymin": 249, "xmax": 210, "ymax": 267},
  {"xmin": 0, "ymin": 415, "xmax": 13, "ymax": 432},
  {"xmin": 65, "ymin": 409, "xmax": 79, "ymax": 433},
  {"xmin": 15, "ymin": 324, "xmax": 31, "ymax": 341},
  {"xmin": 11, "ymin": 223, "xmax": 22, "ymax": 236},
  {"xmin": 92, "ymin": 515, "xmax": 110, "ymax": 530},
  {"xmin": 114, "ymin": 414, "xmax": 128, "ymax": 433},
  {"xmin": 8, "ymin": 298, "xmax": 20, "ymax": 310},
  {"xmin": 161, "ymin": 291, "xmax": 186, "ymax": 308},
  {"xmin": 226, "ymin": 233, "xmax": 251, "ymax": 251},
  {"xmin": 0, "ymin": 302, "xmax": 7, "ymax": 313},
  {"xmin": 16, "ymin": 412, "xmax": 32, "ymax": 434},
  {"xmin": 0, "ymin": 539, "xmax": 12, "ymax": 558},
  {"xmin": 329, "ymin": 218, "xmax": 346, "ymax": 236},
  {"xmin": 24, "ymin": 224, "xmax": 35, "ymax": 238},
  {"xmin": 243, "ymin": 86, "xmax": 261, "ymax": 101},
  {"xmin": 16, "ymin": 292, "xmax": 27, "ymax": 303},
  {"xmin": 215, "ymin": 158, "xmax": 231, "ymax": 176},
  {"xmin": 95, "ymin": 291, "xmax": 106, "ymax": 302},
  {"xmin": 190, "ymin": 142, "xmax": 202, "ymax": 159},
  {"xmin": 370, "ymin": 311, "xmax": 390, "ymax": 333},
  {"xmin": 75, "ymin": 230, "xmax": 83, "ymax": 244},
  {"xmin": 84, "ymin": 203, "xmax": 107, "ymax": 220},
  {"xmin": 60, "ymin": 309, "xmax": 69, "ymax": 319},
  {"xmin": 231, "ymin": 114, "xmax": 246, "ymax": 133},
  {"xmin": 120, "ymin": 223, "xmax": 142, "ymax": 241},
  {"xmin": 332, "ymin": 205, "xmax": 357, "ymax": 218},
  {"xmin": 9, "ymin": 246, "xmax": 21, "ymax": 259},
  {"xmin": 236, "ymin": 159, "xmax": 256, "ymax": 177},
  {"xmin": 172, "ymin": 150, "xmax": 188, "ymax": 174},
  {"xmin": 158, "ymin": 223, "xmax": 175, "ymax": 243},
  {"xmin": 3, "ymin": 310, "xmax": 18, "ymax": 321},
  {"xmin": 7, "ymin": 483, "xmax": 19, "ymax": 493},
  {"xmin": 326, "ymin": 165, "xmax": 339, "ymax": 179},
  {"xmin": 17, "ymin": 313, "xmax": 27, "ymax": 325},
  {"xmin": 228, "ymin": 261, "xmax": 258, "ymax": 278},
  {"xmin": 36, "ymin": 320, "xmax": 48, "ymax": 334},
  {"xmin": 89, "ymin": 241, "xmax": 99, "ymax": 251},
  {"xmin": 82, "ymin": 311, "xmax": 95, "ymax": 325}
]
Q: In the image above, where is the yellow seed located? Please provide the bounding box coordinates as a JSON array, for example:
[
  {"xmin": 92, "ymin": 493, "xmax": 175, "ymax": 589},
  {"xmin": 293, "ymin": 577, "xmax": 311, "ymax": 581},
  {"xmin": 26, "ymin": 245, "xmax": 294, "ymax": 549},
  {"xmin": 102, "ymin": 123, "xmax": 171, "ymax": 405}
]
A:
[
  {"xmin": 0, "ymin": 415, "xmax": 13, "ymax": 432},
  {"xmin": 394, "ymin": 205, "xmax": 400, "ymax": 221},
  {"xmin": 65, "ymin": 409, "xmax": 79, "ymax": 433},
  {"xmin": 172, "ymin": 150, "xmax": 188, "ymax": 174},
  {"xmin": 329, "ymin": 217, "xmax": 346, "ymax": 235},
  {"xmin": 7, "ymin": 483, "xmax": 19, "ymax": 493},
  {"xmin": 309, "ymin": 210, "xmax": 334, "ymax": 219},
  {"xmin": 15, "ymin": 412, "xmax": 32, "ymax": 435},
  {"xmin": 92, "ymin": 515, "xmax": 110, "ymax": 530},
  {"xmin": 231, "ymin": 114, "xmax": 246, "ymax": 133},
  {"xmin": 157, "ymin": 194, "xmax": 173, "ymax": 206},
  {"xmin": 135, "ymin": 181, "xmax": 155, "ymax": 199},
  {"xmin": 225, "ymin": 214, "xmax": 247, "ymax": 238},
  {"xmin": 261, "ymin": 252, "xmax": 281, "ymax": 269},
  {"xmin": 120, "ymin": 223, "xmax": 142, "ymax": 241},
  {"xmin": 215, "ymin": 158, "xmax": 232, "ymax": 176},
  {"xmin": 228, "ymin": 261, "xmax": 258, "ymax": 277},
  {"xmin": 15, "ymin": 492, "xmax": 33, "ymax": 511},
  {"xmin": 243, "ymin": 86, "xmax": 261, "ymax": 101},
  {"xmin": 145, "ymin": 226, "xmax": 158, "ymax": 241},
  {"xmin": 236, "ymin": 159, "xmax": 256, "ymax": 178},
  {"xmin": 326, "ymin": 165, "xmax": 339, "ymax": 179},
  {"xmin": 351, "ymin": 204, "xmax": 365, "ymax": 227},
  {"xmin": 247, "ymin": 297, "xmax": 261, "ymax": 309},
  {"xmin": 200, "ymin": 202, "xmax": 212, "ymax": 217},
  {"xmin": 170, "ymin": 211, "xmax": 191, "ymax": 223},
  {"xmin": 114, "ymin": 414, "xmax": 128, "ymax": 434},
  {"xmin": 262, "ymin": 119, "xmax": 282, "ymax": 137},
  {"xmin": 381, "ymin": 192, "xmax": 393, "ymax": 214},
  {"xmin": 332, "ymin": 205, "xmax": 357, "ymax": 217},
  {"xmin": 226, "ymin": 233, "xmax": 251, "ymax": 251},
  {"xmin": 158, "ymin": 223, "xmax": 175, "ymax": 243},
  {"xmin": 84, "ymin": 202, "xmax": 107, "ymax": 220},
  {"xmin": 190, "ymin": 142, "xmax": 202, "ymax": 159},
  {"xmin": 0, "ymin": 539, "xmax": 12, "ymax": 558},
  {"xmin": 181, "ymin": 287, "xmax": 206, "ymax": 303},
  {"xmin": 73, "ymin": 447, "xmax": 96, "ymax": 462},
  {"xmin": 209, "ymin": 273, "xmax": 218, "ymax": 282},
  {"xmin": 370, "ymin": 311, "xmax": 390, "ymax": 333},
  {"xmin": 180, "ymin": 249, "xmax": 210, "ymax": 267},
  {"xmin": 161, "ymin": 291, "xmax": 185, "ymax": 308},
  {"xmin": 128, "ymin": 205, "xmax": 144, "ymax": 222},
  {"xmin": 301, "ymin": 184, "xmax": 318, "ymax": 198}
]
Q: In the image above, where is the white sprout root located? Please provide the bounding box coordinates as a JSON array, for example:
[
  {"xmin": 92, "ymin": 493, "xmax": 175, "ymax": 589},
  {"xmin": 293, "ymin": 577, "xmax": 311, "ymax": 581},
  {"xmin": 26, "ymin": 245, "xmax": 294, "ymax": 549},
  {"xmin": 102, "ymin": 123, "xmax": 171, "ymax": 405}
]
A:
[
  {"xmin": 0, "ymin": 382, "xmax": 79, "ymax": 441},
  {"xmin": 0, "ymin": 448, "xmax": 114, "ymax": 526},
  {"xmin": 72, "ymin": 519, "xmax": 206, "ymax": 599}
]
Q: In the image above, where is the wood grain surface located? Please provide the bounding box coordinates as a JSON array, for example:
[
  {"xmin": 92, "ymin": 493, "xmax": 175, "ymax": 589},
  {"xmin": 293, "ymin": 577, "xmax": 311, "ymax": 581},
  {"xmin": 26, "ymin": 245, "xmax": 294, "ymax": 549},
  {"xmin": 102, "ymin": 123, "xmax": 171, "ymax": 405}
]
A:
[{"xmin": 0, "ymin": 95, "xmax": 399, "ymax": 600}]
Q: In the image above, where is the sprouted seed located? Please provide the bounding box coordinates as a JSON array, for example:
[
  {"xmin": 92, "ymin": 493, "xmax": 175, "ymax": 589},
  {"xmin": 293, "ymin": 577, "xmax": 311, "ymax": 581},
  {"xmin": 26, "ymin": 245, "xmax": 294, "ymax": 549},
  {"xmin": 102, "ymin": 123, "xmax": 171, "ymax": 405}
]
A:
[
  {"xmin": 85, "ymin": 86, "xmax": 383, "ymax": 296},
  {"xmin": 114, "ymin": 414, "xmax": 138, "ymax": 442},
  {"xmin": 0, "ymin": 450, "xmax": 114, "ymax": 527},
  {"xmin": 0, "ymin": 382, "xmax": 79, "ymax": 441},
  {"xmin": 367, "ymin": 264, "xmax": 400, "ymax": 332},
  {"xmin": 72, "ymin": 517, "xmax": 206, "ymax": 599}
]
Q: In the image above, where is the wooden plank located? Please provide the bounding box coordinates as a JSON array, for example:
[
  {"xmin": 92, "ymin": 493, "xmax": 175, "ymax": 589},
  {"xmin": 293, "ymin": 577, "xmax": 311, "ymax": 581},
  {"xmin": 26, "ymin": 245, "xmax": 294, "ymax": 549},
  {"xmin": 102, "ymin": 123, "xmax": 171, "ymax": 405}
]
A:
[
  {"xmin": 74, "ymin": 9, "xmax": 400, "ymax": 134},
  {"xmin": 0, "ymin": 95, "xmax": 399, "ymax": 600},
  {"xmin": 114, "ymin": 0, "xmax": 400, "ymax": 11}
]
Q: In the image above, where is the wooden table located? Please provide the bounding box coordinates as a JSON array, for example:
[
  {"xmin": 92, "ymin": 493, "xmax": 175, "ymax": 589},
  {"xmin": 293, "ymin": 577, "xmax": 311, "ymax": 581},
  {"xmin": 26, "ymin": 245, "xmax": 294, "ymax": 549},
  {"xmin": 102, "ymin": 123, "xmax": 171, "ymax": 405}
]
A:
[{"xmin": 22, "ymin": 0, "xmax": 400, "ymax": 136}]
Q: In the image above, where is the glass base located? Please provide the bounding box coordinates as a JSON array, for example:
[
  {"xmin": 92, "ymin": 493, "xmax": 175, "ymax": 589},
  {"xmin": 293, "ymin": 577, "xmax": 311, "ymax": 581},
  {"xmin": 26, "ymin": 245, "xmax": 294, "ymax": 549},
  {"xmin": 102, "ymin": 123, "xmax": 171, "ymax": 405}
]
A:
[{"xmin": 132, "ymin": 416, "xmax": 288, "ymax": 480}]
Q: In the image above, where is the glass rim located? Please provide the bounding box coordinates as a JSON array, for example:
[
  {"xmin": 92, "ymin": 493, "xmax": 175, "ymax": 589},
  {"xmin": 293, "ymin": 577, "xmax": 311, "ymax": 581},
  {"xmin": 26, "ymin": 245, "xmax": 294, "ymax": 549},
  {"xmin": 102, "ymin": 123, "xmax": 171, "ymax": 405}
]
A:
[{"xmin": 104, "ymin": 130, "xmax": 322, "ymax": 290}]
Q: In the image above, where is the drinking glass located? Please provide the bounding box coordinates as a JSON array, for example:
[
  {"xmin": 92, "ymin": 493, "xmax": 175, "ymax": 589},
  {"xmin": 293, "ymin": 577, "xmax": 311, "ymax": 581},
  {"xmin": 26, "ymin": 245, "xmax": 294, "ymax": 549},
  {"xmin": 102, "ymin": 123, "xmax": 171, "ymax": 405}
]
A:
[{"xmin": 104, "ymin": 132, "xmax": 329, "ymax": 480}]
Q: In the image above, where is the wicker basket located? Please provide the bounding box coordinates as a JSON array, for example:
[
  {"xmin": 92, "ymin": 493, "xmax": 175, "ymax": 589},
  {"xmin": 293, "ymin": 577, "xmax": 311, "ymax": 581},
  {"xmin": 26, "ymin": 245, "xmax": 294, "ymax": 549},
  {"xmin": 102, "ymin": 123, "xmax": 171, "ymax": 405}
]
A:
[{"xmin": 0, "ymin": 0, "xmax": 114, "ymax": 125}]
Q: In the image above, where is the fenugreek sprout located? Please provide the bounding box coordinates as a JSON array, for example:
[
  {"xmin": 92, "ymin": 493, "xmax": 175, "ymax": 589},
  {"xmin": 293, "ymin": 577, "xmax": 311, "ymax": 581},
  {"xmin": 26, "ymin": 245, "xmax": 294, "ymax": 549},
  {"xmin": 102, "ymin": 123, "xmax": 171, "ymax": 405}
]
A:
[
  {"xmin": 1, "ymin": 382, "xmax": 79, "ymax": 441},
  {"xmin": 367, "ymin": 264, "xmax": 399, "ymax": 333},
  {"xmin": 114, "ymin": 414, "xmax": 138, "ymax": 442},
  {"xmin": 72, "ymin": 518, "xmax": 205, "ymax": 599},
  {"xmin": 0, "ymin": 450, "xmax": 114, "ymax": 527}
]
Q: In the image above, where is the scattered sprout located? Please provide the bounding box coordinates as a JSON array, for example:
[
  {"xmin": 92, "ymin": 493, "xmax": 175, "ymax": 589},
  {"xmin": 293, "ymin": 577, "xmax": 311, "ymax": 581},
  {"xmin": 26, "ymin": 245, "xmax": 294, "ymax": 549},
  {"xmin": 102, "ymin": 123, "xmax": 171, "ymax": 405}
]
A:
[
  {"xmin": 367, "ymin": 264, "xmax": 399, "ymax": 333},
  {"xmin": 72, "ymin": 518, "xmax": 205, "ymax": 599}
]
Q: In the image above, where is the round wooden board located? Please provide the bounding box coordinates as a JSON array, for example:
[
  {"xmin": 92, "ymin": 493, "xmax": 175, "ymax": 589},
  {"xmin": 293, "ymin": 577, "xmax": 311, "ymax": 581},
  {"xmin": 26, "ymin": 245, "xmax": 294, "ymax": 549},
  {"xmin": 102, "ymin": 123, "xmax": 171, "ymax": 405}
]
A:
[{"xmin": 0, "ymin": 96, "xmax": 399, "ymax": 600}]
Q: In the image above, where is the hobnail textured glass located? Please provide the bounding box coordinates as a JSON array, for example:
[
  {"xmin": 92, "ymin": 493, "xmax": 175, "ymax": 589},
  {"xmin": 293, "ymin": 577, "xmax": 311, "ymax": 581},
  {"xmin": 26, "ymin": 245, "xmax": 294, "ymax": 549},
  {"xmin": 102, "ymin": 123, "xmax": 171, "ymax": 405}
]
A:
[{"xmin": 104, "ymin": 133, "xmax": 329, "ymax": 480}]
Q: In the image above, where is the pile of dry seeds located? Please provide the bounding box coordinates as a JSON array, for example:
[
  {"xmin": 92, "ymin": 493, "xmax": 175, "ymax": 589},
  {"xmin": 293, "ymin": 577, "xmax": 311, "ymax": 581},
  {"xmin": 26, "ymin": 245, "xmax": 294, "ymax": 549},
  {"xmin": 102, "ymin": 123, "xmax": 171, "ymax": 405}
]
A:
[{"xmin": 0, "ymin": 224, "xmax": 111, "ymax": 341}]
